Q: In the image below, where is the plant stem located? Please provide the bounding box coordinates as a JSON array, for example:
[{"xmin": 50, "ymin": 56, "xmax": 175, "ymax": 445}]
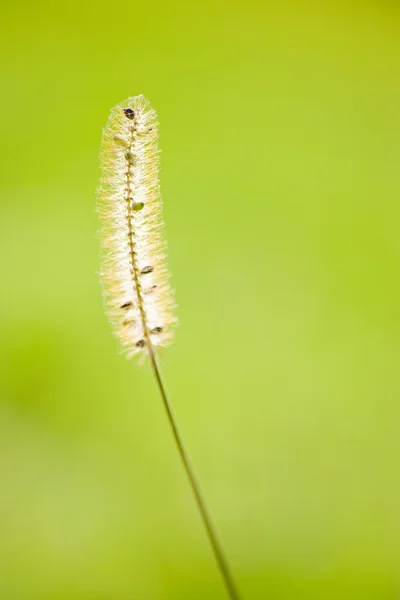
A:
[{"xmin": 147, "ymin": 344, "xmax": 243, "ymax": 600}]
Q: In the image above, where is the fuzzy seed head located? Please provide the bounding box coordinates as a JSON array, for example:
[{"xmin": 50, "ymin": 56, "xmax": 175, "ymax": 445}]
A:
[{"xmin": 98, "ymin": 95, "xmax": 176, "ymax": 357}]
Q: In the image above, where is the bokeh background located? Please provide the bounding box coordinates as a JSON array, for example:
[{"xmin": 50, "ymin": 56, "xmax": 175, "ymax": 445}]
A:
[{"xmin": 1, "ymin": 1, "xmax": 400, "ymax": 598}]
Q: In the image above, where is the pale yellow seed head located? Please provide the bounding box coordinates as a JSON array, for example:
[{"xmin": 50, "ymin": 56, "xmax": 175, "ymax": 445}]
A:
[{"xmin": 98, "ymin": 95, "xmax": 177, "ymax": 357}]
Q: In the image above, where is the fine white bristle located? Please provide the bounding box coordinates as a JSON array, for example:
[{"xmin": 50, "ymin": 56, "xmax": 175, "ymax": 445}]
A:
[{"xmin": 98, "ymin": 95, "xmax": 176, "ymax": 357}]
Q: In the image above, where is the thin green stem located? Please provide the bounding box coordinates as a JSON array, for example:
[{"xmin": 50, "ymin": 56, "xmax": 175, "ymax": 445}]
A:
[{"xmin": 147, "ymin": 344, "xmax": 243, "ymax": 600}]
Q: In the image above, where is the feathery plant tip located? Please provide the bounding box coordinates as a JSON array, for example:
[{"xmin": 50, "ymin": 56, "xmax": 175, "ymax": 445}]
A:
[
  {"xmin": 99, "ymin": 95, "xmax": 176, "ymax": 358},
  {"xmin": 98, "ymin": 95, "xmax": 242, "ymax": 600}
]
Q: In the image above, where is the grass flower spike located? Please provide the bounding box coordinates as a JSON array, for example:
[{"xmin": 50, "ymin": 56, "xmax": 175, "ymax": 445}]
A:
[
  {"xmin": 99, "ymin": 95, "xmax": 176, "ymax": 357},
  {"xmin": 98, "ymin": 95, "xmax": 242, "ymax": 600}
]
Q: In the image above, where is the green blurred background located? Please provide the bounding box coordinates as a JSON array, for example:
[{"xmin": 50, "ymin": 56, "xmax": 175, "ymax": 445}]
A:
[{"xmin": 1, "ymin": 1, "xmax": 400, "ymax": 598}]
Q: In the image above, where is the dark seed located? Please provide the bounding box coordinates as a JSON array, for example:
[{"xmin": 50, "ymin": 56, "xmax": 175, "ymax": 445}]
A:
[
  {"xmin": 120, "ymin": 301, "xmax": 133, "ymax": 309},
  {"xmin": 136, "ymin": 339, "xmax": 146, "ymax": 348},
  {"xmin": 151, "ymin": 326, "xmax": 163, "ymax": 334},
  {"xmin": 123, "ymin": 108, "xmax": 135, "ymax": 120},
  {"xmin": 124, "ymin": 150, "xmax": 136, "ymax": 165},
  {"xmin": 123, "ymin": 319, "xmax": 134, "ymax": 326},
  {"xmin": 141, "ymin": 266, "xmax": 153, "ymax": 274}
]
